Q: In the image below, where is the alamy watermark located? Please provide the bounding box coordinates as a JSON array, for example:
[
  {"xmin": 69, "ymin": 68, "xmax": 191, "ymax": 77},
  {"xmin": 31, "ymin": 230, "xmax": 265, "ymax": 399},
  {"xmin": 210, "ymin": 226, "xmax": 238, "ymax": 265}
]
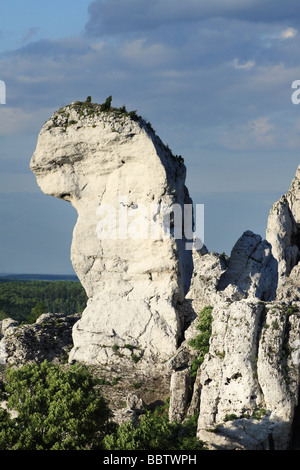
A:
[
  {"xmin": 0, "ymin": 80, "xmax": 6, "ymax": 104},
  {"xmin": 95, "ymin": 198, "xmax": 204, "ymax": 251},
  {"xmin": 291, "ymin": 80, "xmax": 300, "ymax": 104}
]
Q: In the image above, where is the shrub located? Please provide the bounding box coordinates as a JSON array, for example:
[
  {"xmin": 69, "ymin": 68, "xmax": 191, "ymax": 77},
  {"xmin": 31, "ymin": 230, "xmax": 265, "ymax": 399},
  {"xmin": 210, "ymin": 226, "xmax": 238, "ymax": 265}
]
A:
[
  {"xmin": 100, "ymin": 95, "xmax": 112, "ymax": 112},
  {"xmin": 103, "ymin": 406, "xmax": 207, "ymax": 450},
  {"xmin": 223, "ymin": 413, "xmax": 238, "ymax": 422},
  {"xmin": 0, "ymin": 361, "xmax": 112, "ymax": 450},
  {"xmin": 189, "ymin": 306, "xmax": 213, "ymax": 376}
]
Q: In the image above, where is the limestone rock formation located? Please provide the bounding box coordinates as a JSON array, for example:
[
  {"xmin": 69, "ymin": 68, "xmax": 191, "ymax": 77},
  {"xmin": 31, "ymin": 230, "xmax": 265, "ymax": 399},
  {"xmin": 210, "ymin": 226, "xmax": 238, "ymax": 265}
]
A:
[
  {"xmin": 266, "ymin": 166, "xmax": 300, "ymax": 282},
  {"xmin": 169, "ymin": 164, "xmax": 300, "ymax": 450},
  {"xmin": 28, "ymin": 99, "xmax": 300, "ymax": 449},
  {"xmin": 217, "ymin": 230, "xmax": 278, "ymax": 301},
  {"xmin": 30, "ymin": 99, "xmax": 194, "ymax": 366},
  {"xmin": 0, "ymin": 313, "xmax": 80, "ymax": 366},
  {"xmin": 177, "ymin": 229, "xmax": 278, "ymax": 335},
  {"xmin": 196, "ymin": 300, "xmax": 300, "ymax": 450},
  {"xmin": 113, "ymin": 392, "xmax": 146, "ymax": 426}
]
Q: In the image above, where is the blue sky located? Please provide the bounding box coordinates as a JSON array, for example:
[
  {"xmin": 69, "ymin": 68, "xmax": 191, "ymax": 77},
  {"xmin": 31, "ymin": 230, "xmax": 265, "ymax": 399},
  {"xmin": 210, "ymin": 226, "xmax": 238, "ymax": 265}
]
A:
[{"xmin": 1, "ymin": 0, "xmax": 300, "ymax": 274}]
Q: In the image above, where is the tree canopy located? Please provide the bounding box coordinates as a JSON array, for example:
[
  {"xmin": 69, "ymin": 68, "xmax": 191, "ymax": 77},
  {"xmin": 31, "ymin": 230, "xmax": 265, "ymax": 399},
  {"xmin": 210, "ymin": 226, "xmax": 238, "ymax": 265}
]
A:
[
  {"xmin": 0, "ymin": 280, "xmax": 87, "ymax": 323},
  {"xmin": 0, "ymin": 361, "xmax": 112, "ymax": 450}
]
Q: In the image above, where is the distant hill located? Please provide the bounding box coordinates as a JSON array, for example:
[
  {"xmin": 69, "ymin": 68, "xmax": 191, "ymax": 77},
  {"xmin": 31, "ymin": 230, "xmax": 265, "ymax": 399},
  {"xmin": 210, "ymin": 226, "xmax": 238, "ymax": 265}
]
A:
[{"xmin": 0, "ymin": 274, "xmax": 79, "ymax": 282}]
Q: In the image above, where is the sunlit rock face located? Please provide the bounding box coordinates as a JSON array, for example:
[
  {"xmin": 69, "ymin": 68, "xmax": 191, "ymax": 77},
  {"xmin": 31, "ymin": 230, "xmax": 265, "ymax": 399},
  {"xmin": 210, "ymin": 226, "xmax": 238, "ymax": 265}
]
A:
[
  {"xmin": 169, "ymin": 164, "xmax": 300, "ymax": 450},
  {"xmin": 30, "ymin": 100, "xmax": 194, "ymax": 366},
  {"xmin": 266, "ymin": 165, "xmax": 300, "ymax": 282}
]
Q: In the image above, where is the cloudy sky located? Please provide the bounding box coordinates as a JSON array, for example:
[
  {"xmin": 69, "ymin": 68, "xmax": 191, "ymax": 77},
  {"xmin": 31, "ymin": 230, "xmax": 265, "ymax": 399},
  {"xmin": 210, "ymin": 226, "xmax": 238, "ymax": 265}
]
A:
[{"xmin": 0, "ymin": 0, "xmax": 300, "ymax": 274}]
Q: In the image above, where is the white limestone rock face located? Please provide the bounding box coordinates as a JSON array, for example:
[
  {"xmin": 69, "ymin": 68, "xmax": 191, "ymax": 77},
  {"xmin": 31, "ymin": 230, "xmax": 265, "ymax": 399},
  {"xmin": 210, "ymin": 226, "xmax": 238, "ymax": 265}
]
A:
[
  {"xmin": 169, "ymin": 165, "xmax": 300, "ymax": 449},
  {"xmin": 182, "ymin": 230, "xmax": 278, "ymax": 328},
  {"xmin": 266, "ymin": 165, "xmax": 300, "ymax": 282},
  {"xmin": 217, "ymin": 230, "xmax": 278, "ymax": 301},
  {"xmin": 0, "ymin": 313, "xmax": 80, "ymax": 366},
  {"xmin": 196, "ymin": 300, "xmax": 300, "ymax": 450},
  {"xmin": 186, "ymin": 250, "xmax": 227, "ymax": 313},
  {"xmin": 30, "ymin": 100, "xmax": 193, "ymax": 365},
  {"xmin": 287, "ymin": 165, "xmax": 300, "ymax": 224}
]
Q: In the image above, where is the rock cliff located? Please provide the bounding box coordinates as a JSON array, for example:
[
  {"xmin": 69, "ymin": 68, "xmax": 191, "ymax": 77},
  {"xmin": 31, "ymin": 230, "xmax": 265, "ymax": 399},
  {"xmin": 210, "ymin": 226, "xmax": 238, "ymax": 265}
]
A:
[
  {"xmin": 266, "ymin": 166, "xmax": 300, "ymax": 282},
  {"xmin": 169, "ymin": 164, "xmax": 300, "ymax": 450},
  {"xmin": 30, "ymin": 98, "xmax": 194, "ymax": 366},
  {"xmin": 0, "ymin": 313, "xmax": 80, "ymax": 366},
  {"xmin": 28, "ymin": 99, "xmax": 300, "ymax": 449}
]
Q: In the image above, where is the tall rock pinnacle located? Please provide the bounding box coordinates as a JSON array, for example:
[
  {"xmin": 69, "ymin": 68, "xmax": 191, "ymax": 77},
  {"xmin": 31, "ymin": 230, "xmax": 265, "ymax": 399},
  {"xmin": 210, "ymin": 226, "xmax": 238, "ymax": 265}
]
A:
[
  {"xmin": 266, "ymin": 165, "xmax": 300, "ymax": 282},
  {"xmin": 30, "ymin": 98, "xmax": 194, "ymax": 365}
]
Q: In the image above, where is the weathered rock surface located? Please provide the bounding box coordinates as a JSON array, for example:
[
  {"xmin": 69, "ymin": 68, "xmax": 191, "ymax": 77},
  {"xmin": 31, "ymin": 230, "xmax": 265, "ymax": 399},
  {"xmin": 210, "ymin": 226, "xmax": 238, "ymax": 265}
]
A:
[
  {"xmin": 186, "ymin": 249, "xmax": 227, "ymax": 314},
  {"xmin": 169, "ymin": 164, "xmax": 300, "ymax": 450},
  {"xmin": 196, "ymin": 300, "xmax": 300, "ymax": 450},
  {"xmin": 266, "ymin": 166, "xmax": 300, "ymax": 282},
  {"xmin": 217, "ymin": 230, "xmax": 278, "ymax": 301},
  {"xmin": 30, "ymin": 100, "xmax": 194, "ymax": 365},
  {"xmin": 0, "ymin": 313, "xmax": 80, "ymax": 366},
  {"xmin": 276, "ymin": 263, "xmax": 300, "ymax": 302},
  {"xmin": 112, "ymin": 392, "xmax": 146, "ymax": 426}
]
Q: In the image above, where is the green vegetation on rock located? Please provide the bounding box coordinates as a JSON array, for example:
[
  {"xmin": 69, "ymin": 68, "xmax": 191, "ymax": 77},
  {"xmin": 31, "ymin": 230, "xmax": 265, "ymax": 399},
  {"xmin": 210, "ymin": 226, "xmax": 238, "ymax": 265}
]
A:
[
  {"xmin": 50, "ymin": 96, "xmax": 185, "ymax": 165},
  {"xmin": 103, "ymin": 406, "xmax": 207, "ymax": 451},
  {"xmin": 188, "ymin": 305, "xmax": 214, "ymax": 377}
]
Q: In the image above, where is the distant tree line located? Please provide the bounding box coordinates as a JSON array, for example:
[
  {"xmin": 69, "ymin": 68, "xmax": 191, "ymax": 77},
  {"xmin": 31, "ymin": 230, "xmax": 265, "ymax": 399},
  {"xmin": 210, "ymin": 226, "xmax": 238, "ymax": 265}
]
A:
[{"xmin": 0, "ymin": 281, "xmax": 87, "ymax": 324}]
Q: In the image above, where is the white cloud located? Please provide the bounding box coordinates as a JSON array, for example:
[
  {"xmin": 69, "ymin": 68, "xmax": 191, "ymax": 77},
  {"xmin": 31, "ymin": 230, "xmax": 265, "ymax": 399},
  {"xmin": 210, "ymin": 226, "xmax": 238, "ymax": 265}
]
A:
[
  {"xmin": 18, "ymin": 75, "xmax": 49, "ymax": 84},
  {"xmin": 120, "ymin": 38, "xmax": 173, "ymax": 67},
  {"xmin": 90, "ymin": 41, "xmax": 105, "ymax": 52},
  {"xmin": 0, "ymin": 106, "xmax": 52, "ymax": 135},
  {"xmin": 250, "ymin": 116, "xmax": 274, "ymax": 144},
  {"xmin": 281, "ymin": 27, "xmax": 297, "ymax": 39},
  {"xmin": 233, "ymin": 58, "xmax": 255, "ymax": 70},
  {"xmin": 221, "ymin": 116, "xmax": 275, "ymax": 150},
  {"xmin": 263, "ymin": 27, "xmax": 297, "ymax": 42},
  {"xmin": 86, "ymin": 0, "xmax": 300, "ymax": 36}
]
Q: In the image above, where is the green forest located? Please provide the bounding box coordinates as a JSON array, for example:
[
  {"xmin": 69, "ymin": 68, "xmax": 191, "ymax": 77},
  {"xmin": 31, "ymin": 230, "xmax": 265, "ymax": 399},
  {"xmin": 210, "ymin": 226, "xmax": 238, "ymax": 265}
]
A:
[{"xmin": 0, "ymin": 280, "xmax": 87, "ymax": 324}]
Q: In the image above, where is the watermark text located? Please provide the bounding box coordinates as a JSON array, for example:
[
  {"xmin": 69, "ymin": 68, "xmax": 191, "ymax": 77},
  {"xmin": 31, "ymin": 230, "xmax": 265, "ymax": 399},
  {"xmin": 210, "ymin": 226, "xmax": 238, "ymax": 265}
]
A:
[
  {"xmin": 96, "ymin": 198, "xmax": 204, "ymax": 251},
  {"xmin": 0, "ymin": 80, "xmax": 6, "ymax": 104},
  {"xmin": 291, "ymin": 80, "xmax": 300, "ymax": 104}
]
